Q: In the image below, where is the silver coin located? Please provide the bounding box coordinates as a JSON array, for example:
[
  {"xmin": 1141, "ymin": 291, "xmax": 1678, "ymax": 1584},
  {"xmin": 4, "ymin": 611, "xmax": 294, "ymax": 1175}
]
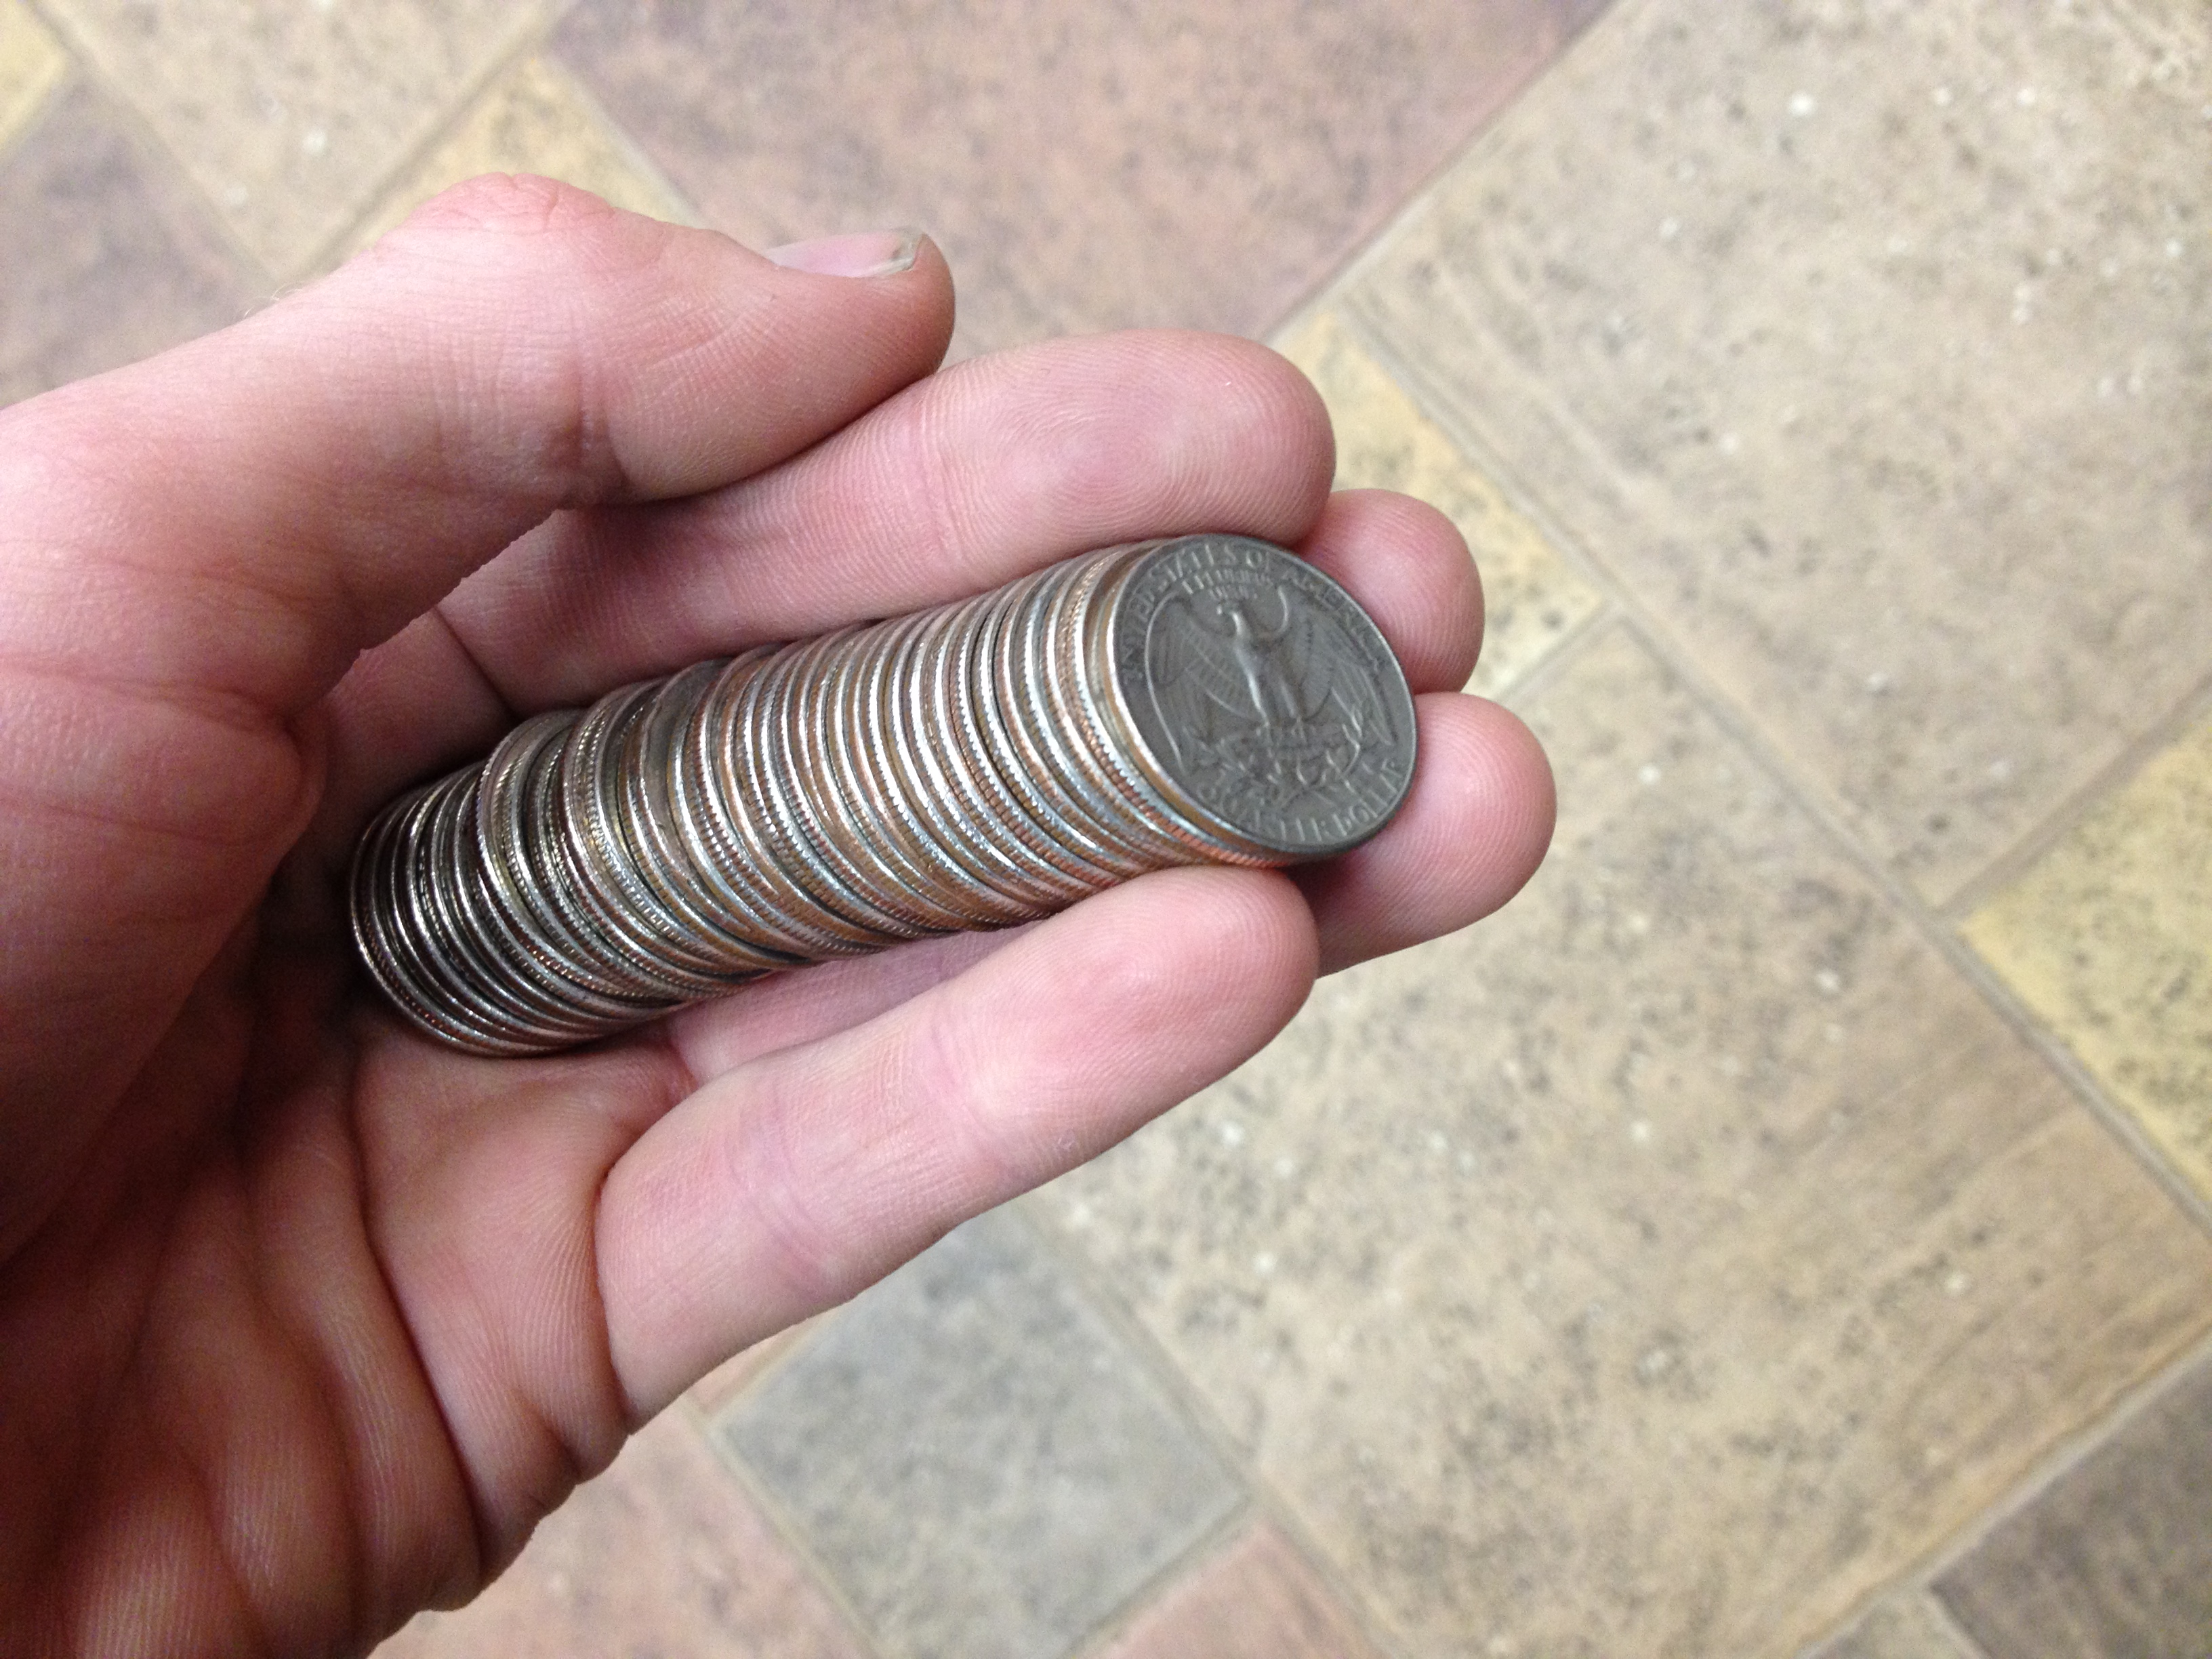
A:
[
  {"xmin": 741, "ymin": 633, "xmax": 933, "ymax": 945},
  {"xmin": 422, "ymin": 769, "xmax": 604, "ymax": 1042},
  {"xmin": 478, "ymin": 712, "xmax": 675, "ymax": 1013},
  {"xmin": 663, "ymin": 651, "xmax": 832, "ymax": 963},
  {"xmin": 560, "ymin": 680, "xmax": 750, "ymax": 989},
  {"xmin": 618, "ymin": 659, "xmax": 800, "ymax": 973},
  {"xmin": 905, "ymin": 589, "xmax": 1094, "ymax": 906},
  {"xmin": 983, "ymin": 562, "xmax": 1152, "ymax": 879},
  {"xmin": 1097, "ymin": 535, "xmax": 1416, "ymax": 859},
  {"xmin": 349, "ymin": 534, "xmax": 1418, "ymax": 1054},
  {"xmin": 1025, "ymin": 548, "xmax": 1190, "ymax": 865},
  {"xmin": 689, "ymin": 650, "xmax": 873, "ymax": 958},
  {"xmin": 777, "ymin": 627, "xmax": 967, "ymax": 934},
  {"xmin": 819, "ymin": 617, "xmax": 1019, "ymax": 927},
  {"xmin": 369, "ymin": 774, "xmax": 552, "ymax": 1054},
  {"xmin": 1043, "ymin": 541, "xmax": 1231, "ymax": 865},
  {"xmin": 531, "ymin": 705, "xmax": 705, "ymax": 1000}
]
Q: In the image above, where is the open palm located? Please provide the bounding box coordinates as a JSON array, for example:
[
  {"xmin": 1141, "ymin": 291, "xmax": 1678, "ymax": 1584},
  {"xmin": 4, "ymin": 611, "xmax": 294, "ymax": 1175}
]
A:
[{"xmin": 0, "ymin": 182, "xmax": 1553, "ymax": 1658}]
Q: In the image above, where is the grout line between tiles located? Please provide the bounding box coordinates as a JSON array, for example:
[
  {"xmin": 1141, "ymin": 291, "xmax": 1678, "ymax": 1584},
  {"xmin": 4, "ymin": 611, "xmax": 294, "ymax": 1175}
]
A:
[
  {"xmin": 1056, "ymin": 1488, "xmax": 1257, "ymax": 1659},
  {"xmin": 37, "ymin": 0, "xmax": 587, "ymax": 287},
  {"xmin": 0, "ymin": 11, "xmax": 68, "ymax": 161},
  {"xmin": 1261, "ymin": 0, "xmax": 1633, "ymax": 351},
  {"xmin": 287, "ymin": 0, "xmax": 578, "ymax": 279},
  {"xmin": 527, "ymin": 44, "xmax": 705, "ymax": 225},
  {"xmin": 1486, "ymin": 598, "xmax": 1621, "ymax": 712},
  {"xmin": 21, "ymin": 0, "xmax": 278, "ymax": 289},
  {"xmin": 1016, "ymin": 1196, "xmax": 1418, "ymax": 1659},
  {"xmin": 295, "ymin": 2, "xmax": 708, "ymax": 279},
  {"xmin": 1785, "ymin": 1582, "xmax": 1999, "ymax": 1659},
  {"xmin": 1315, "ymin": 259, "xmax": 2212, "ymax": 1645},
  {"xmin": 1940, "ymin": 928, "xmax": 2212, "ymax": 1238},
  {"xmin": 676, "ymin": 1306, "xmax": 841, "ymax": 1431},
  {"xmin": 1923, "ymin": 1589, "xmax": 1994, "ymax": 1659},
  {"xmin": 691, "ymin": 1391, "xmax": 895, "ymax": 1659},
  {"xmin": 1935, "ymin": 661, "xmax": 2212, "ymax": 924},
  {"xmin": 1322, "ymin": 306, "xmax": 1631, "ymax": 623},
  {"xmin": 1328, "ymin": 293, "xmax": 2212, "ymax": 1249},
  {"xmin": 1906, "ymin": 1323, "xmax": 2212, "ymax": 1628},
  {"xmin": 0, "ymin": 43, "xmax": 68, "ymax": 161}
]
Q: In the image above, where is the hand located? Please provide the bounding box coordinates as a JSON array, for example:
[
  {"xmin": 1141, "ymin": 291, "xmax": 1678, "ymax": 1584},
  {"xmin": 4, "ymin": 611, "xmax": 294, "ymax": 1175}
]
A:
[{"xmin": 0, "ymin": 178, "xmax": 1553, "ymax": 1656}]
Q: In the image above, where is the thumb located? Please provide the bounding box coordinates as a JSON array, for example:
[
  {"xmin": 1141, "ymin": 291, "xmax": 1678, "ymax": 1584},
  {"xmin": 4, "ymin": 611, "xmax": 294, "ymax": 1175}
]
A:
[
  {"xmin": 0, "ymin": 178, "xmax": 952, "ymax": 724},
  {"xmin": 0, "ymin": 178, "xmax": 951, "ymax": 1151}
]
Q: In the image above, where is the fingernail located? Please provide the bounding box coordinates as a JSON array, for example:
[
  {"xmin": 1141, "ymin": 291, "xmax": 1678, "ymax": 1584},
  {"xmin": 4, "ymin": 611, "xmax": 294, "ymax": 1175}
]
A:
[{"xmin": 763, "ymin": 228, "xmax": 924, "ymax": 278}]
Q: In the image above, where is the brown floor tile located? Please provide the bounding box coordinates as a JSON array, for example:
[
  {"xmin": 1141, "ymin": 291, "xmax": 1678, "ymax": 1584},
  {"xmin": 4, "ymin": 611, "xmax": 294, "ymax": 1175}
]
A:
[
  {"xmin": 1812, "ymin": 1591, "xmax": 1982, "ymax": 1659},
  {"xmin": 0, "ymin": 0, "xmax": 67, "ymax": 154},
  {"xmin": 555, "ymin": 0, "xmax": 1610, "ymax": 357},
  {"xmin": 1340, "ymin": 0, "xmax": 2212, "ymax": 906},
  {"xmin": 1935, "ymin": 1343, "xmax": 2212, "ymax": 1659},
  {"xmin": 1042, "ymin": 623, "xmax": 2212, "ymax": 1658},
  {"xmin": 1274, "ymin": 308, "xmax": 1604, "ymax": 698},
  {"xmin": 1097, "ymin": 1523, "xmax": 1380, "ymax": 1659},
  {"xmin": 371, "ymin": 1408, "xmax": 865, "ymax": 1659},
  {"xmin": 44, "ymin": 0, "xmax": 549, "ymax": 276},
  {"xmin": 1963, "ymin": 714, "xmax": 2212, "ymax": 1203},
  {"xmin": 340, "ymin": 52, "xmax": 695, "ymax": 266},
  {"xmin": 0, "ymin": 79, "xmax": 255, "ymax": 406}
]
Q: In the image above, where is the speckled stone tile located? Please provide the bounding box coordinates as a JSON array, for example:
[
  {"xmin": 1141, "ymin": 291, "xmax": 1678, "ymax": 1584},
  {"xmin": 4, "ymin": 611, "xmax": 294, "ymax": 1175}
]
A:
[
  {"xmin": 43, "ymin": 0, "xmax": 547, "ymax": 276},
  {"xmin": 1963, "ymin": 714, "xmax": 2212, "ymax": 1202},
  {"xmin": 1274, "ymin": 308, "xmax": 1604, "ymax": 699},
  {"xmin": 1096, "ymin": 1523, "xmax": 1380, "ymax": 1659},
  {"xmin": 0, "ymin": 0, "xmax": 68, "ymax": 154},
  {"xmin": 371, "ymin": 1408, "xmax": 865, "ymax": 1659},
  {"xmin": 0, "ymin": 79, "xmax": 255, "ymax": 405},
  {"xmin": 1811, "ymin": 1591, "xmax": 1982, "ymax": 1659},
  {"xmin": 1042, "ymin": 622, "xmax": 2212, "ymax": 1659},
  {"xmin": 1340, "ymin": 0, "xmax": 2212, "ymax": 905},
  {"xmin": 340, "ymin": 52, "xmax": 693, "ymax": 265},
  {"xmin": 554, "ymin": 0, "xmax": 1610, "ymax": 356},
  {"xmin": 1936, "ymin": 1343, "xmax": 2212, "ymax": 1659},
  {"xmin": 719, "ymin": 1208, "xmax": 1242, "ymax": 1659}
]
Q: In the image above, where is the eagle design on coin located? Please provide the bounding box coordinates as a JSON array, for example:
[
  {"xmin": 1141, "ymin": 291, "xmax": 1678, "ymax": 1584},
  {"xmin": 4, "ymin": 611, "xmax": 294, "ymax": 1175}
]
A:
[{"xmin": 1144, "ymin": 583, "xmax": 1384, "ymax": 814}]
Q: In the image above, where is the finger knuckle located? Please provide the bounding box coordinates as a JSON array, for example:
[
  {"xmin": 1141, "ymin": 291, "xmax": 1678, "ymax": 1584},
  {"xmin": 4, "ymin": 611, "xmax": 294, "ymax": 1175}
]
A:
[{"xmin": 403, "ymin": 172, "xmax": 624, "ymax": 244}]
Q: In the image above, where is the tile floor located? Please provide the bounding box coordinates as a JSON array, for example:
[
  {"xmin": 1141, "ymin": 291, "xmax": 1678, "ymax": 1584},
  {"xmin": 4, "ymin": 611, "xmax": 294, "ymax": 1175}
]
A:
[{"xmin": 2, "ymin": 1, "xmax": 2206, "ymax": 1654}]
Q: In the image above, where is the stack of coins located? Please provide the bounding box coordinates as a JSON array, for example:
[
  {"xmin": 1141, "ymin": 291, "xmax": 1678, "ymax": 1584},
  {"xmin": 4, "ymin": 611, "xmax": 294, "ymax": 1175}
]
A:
[{"xmin": 350, "ymin": 534, "xmax": 1418, "ymax": 1055}]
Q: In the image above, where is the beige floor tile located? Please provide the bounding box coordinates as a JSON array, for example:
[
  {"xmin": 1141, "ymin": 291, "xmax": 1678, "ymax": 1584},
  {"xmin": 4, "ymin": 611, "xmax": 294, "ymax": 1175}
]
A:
[
  {"xmin": 371, "ymin": 1408, "xmax": 864, "ymax": 1659},
  {"xmin": 0, "ymin": 0, "xmax": 67, "ymax": 154},
  {"xmin": 1963, "ymin": 714, "xmax": 2212, "ymax": 1202},
  {"xmin": 1340, "ymin": 0, "xmax": 2212, "ymax": 906},
  {"xmin": 1275, "ymin": 310, "xmax": 1605, "ymax": 699},
  {"xmin": 340, "ymin": 52, "xmax": 693, "ymax": 265},
  {"xmin": 1044, "ymin": 623, "xmax": 2212, "ymax": 1658},
  {"xmin": 1809, "ymin": 1591, "xmax": 1978, "ymax": 1659},
  {"xmin": 44, "ymin": 0, "xmax": 548, "ymax": 276},
  {"xmin": 1097, "ymin": 1523, "xmax": 1380, "ymax": 1659}
]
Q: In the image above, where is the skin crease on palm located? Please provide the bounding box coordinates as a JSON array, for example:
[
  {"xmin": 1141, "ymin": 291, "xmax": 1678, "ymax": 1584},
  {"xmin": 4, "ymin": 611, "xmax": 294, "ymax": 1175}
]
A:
[{"xmin": 0, "ymin": 177, "xmax": 1554, "ymax": 1658}]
